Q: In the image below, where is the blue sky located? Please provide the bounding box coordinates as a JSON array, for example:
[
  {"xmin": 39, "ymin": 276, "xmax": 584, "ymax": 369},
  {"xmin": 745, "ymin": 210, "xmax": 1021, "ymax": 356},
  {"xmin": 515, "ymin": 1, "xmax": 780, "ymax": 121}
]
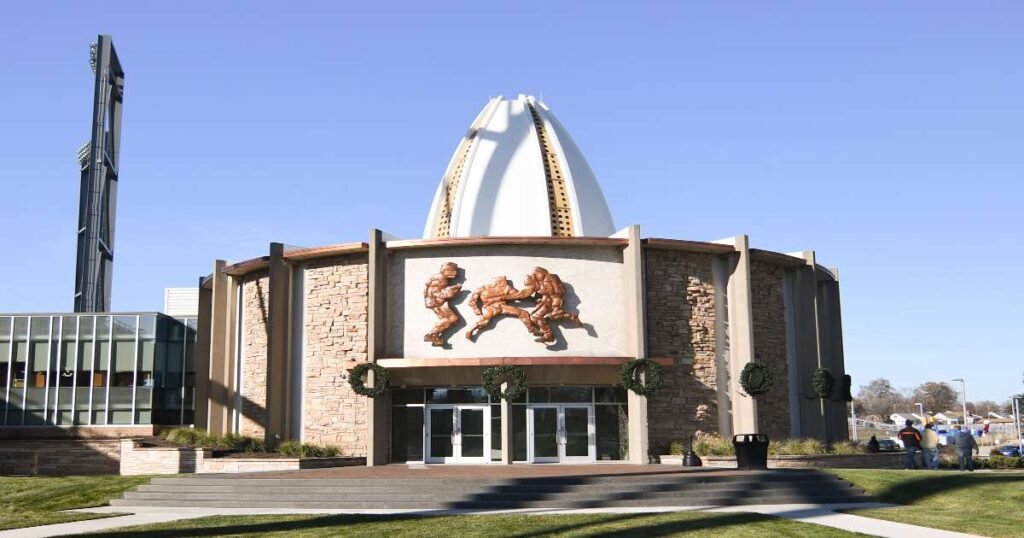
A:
[{"xmin": 1, "ymin": 2, "xmax": 1021, "ymax": 402}]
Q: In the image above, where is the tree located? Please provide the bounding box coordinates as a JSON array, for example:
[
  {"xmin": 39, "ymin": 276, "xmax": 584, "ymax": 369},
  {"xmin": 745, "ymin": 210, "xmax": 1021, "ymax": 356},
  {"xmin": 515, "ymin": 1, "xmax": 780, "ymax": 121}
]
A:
[
  {"xmin": 912, "ymin": 381, "xmax": 959, "ymax": 414},
  {"xmin": 968, "ymin": 400, "xmax": 1001, "ymax": 416},
  {"xmin": 856, "ymin": 378, "xmax": 909, "ymax": 418}
]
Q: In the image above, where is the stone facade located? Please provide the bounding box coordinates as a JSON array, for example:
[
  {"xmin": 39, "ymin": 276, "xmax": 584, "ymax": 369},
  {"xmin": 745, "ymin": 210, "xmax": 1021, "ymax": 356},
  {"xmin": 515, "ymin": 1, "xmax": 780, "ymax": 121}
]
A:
[
  {"xmin": 119, "ymin": 440, "xmax": 364, "ymax": 475},
  {"xmin": 239, "ymin": 271, "xmax": 270, "ymax": 438},
  {"xmin": 0, "ymin": 439, "xmax": 121, "ymax": 475},
  {"xmin": 644, "ymin": 248, "xmax": 719, "ymax": 456},
  {"xmin": 303, "ymin": 254, "xmax": 369, "ymax": 455},
  {"xmin": 750, "ymin": 261, "xmax": 791, "ymax": 440}
]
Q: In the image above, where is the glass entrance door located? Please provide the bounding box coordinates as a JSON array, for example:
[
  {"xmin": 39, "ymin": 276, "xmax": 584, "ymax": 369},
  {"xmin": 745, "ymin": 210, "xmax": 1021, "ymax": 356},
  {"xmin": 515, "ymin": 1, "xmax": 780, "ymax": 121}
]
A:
[
  {"xmin": 426, "ymin": 405, "xmax": 489, "ymax": 463},
  {"xmin": 529, "ymin": 405, "xmax": 595, "ymax": 463}
]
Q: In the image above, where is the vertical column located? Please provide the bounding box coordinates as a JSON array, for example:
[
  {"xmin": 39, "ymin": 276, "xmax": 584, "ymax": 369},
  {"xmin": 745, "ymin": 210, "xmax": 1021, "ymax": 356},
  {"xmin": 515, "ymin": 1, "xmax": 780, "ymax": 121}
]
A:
[
  {"xmin": 207, "ymin": 260, "xmax": 234, "ymax": 436},
  {"xmin": 366, "ymin": 229, "xmax": 390, "ymax": 466},
  {"xmin": 817, "ymin": 270, "xmax": 847, "ymax": 441},
  {"xmin": 623, "ymin": 225, "xmax": 649, "ymax": 463},
  {"xmin": 500, "ymin": 381, "xmax": 513, "ymax": 464},
  {"xmin": 715, "ymin": 235, "xmax": 758, "ymax": 436},
  {"xmin": 789, "ymin": 251, "xmax": 825, "ymax": 439},
  {"xmin": 194, "ymin": 277, "xmax": 213, "ymax": 429},
  {"xmin": 266, "ymin": 242, "xmax": 293, "ymax": 446}
]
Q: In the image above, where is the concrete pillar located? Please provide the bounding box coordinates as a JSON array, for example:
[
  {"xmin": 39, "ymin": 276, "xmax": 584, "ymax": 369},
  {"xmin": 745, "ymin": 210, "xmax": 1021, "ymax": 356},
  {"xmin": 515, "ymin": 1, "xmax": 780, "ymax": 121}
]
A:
[
  {"xmin": 194, "ymin": 277, "xmax": 213, "ymax": 429},
  {"xmin": 265, "ymin": 243, "xmax": 293, "ymax": 446},
  {"xmin": 714, "ymin": 235, "xmax": 757, "ymax": 436},
  {"xmin": 788, "ymin": 251, "xmax": 826, "ymax": 440},
  {"xmin": 623, "ymin": 225, "xmax": 649, "ymax": 463},
  {"xmin": 207, "ymin": 260, "xmax": 237, "ymax": 436},
  {"xmin": 500, "ymin": 382, "xmax": 513, "ymax": 464},
  {"xmin": 365, "ymin": 229, "xmax": 390, "ymax": 466},
  {"xmin": 817, "ymin": 272, "xmax": 848, "ymax": 442}
]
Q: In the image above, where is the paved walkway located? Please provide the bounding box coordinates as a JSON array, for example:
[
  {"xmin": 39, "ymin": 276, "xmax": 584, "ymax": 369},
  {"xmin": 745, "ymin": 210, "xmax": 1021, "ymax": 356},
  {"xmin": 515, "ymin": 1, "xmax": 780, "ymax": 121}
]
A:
[{"xmin": 0, "ymin": 504, "xmax": 982, "ymax": 538}]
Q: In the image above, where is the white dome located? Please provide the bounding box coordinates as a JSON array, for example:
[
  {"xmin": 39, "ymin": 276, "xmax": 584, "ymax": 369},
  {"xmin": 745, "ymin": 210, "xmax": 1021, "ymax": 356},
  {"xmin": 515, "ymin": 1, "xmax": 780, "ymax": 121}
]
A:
[{"xmin": 424, "ymin": 95, "xmax": 615, "ymax": 239}]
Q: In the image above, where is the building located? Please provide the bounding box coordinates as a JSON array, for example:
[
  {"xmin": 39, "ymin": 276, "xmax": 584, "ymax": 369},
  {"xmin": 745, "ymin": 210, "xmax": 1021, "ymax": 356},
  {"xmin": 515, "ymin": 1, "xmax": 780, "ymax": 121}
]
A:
[
  {"xmin": 194, "ymin": 95, "xmax": 848, "ymax": 464},
  {"xmin": 0, "ymin": 313, "xmax": 197, "ymax": 427}
]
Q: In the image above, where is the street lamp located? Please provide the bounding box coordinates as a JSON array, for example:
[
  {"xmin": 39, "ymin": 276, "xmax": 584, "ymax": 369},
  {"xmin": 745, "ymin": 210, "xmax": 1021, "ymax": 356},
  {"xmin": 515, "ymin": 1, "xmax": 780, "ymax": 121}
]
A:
[
  {"xmin": 914, "ymin": 402, "xmax": 924, "ymax": 419},
  {"xmin": 952, "ymin": 378, "xmax": 969, "ymax": 430}
]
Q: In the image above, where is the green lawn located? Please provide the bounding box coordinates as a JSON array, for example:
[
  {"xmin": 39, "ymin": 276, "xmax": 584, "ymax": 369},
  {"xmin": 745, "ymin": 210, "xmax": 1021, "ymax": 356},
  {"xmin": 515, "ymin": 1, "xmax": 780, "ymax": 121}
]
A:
[
  {"xmin": 828, "ymin": 469, "xmax": 1024, "ymax": 538},
  {"xmin": 0, "ymin": 475, "xmax": 150, "ymax": 531},
  {"xmin": 84, "ymin": 512, "xmax": 866, "ymax": 537}
]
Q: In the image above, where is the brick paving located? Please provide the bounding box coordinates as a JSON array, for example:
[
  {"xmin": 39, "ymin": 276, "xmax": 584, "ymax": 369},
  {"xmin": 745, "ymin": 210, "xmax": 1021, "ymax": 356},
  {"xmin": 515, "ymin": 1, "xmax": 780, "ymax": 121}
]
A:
[{"xmin": 226, "ymin": 464, "xmax": 756, "ymax": 480}]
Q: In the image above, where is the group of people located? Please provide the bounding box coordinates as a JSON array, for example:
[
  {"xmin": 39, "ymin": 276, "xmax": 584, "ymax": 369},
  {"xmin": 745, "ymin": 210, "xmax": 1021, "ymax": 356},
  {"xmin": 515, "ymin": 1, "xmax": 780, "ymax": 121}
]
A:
[{"xmin": 898, "ymin": 419, "xmax": 979, "ymax": 471}]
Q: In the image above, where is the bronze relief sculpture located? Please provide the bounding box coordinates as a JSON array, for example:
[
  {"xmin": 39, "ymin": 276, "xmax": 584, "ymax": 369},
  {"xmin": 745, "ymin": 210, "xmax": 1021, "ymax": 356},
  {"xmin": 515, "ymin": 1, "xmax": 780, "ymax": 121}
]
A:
[
  {"xmin": 465, "ymin": 266, "xmax": 582, "ymax": 344},
  {"xmin": 423, "ymin": 262, "xmax": 462, "ymax": 347}
]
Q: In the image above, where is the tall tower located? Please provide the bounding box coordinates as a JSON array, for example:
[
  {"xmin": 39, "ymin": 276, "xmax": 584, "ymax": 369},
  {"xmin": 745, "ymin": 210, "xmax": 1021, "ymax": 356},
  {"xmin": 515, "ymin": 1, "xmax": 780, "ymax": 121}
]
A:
[{"xmin": 74, "ymin": 35, "xmax": 124, "ymax": 312}]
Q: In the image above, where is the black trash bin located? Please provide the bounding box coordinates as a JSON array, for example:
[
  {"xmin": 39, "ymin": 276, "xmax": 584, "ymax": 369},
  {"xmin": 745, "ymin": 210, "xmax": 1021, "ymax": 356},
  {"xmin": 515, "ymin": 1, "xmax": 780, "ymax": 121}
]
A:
[{"xmin": 733, "ymin": 434, "xmax": 770, "ymax": 470}]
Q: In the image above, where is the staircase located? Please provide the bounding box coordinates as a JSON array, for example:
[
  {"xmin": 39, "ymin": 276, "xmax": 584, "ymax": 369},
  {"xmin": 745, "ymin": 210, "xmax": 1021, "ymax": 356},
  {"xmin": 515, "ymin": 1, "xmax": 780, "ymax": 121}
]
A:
[{"xmin": 111, "ymin": 470, "xmax": 870, "ymax": 510}]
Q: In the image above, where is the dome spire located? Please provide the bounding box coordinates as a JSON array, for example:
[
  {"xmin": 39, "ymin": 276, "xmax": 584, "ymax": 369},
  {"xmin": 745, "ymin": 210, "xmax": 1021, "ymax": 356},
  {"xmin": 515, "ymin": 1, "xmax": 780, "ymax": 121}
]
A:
[{"xmin": 424, "ymin": 95, "xmax": 615, "ymax": 239}]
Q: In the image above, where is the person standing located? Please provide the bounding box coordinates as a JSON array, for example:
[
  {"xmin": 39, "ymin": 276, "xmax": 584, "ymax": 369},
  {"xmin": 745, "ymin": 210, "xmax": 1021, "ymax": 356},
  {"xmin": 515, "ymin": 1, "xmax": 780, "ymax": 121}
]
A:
[
  {"xmin": 921, "ymin": 422, "xmax": 940, "ymax": 470},
  {"xmin": 954, "ymin": 425, "xmax": 979, "ymax": 472},
  {"xmin": 898, "ymin": 419, "xmax": 923, "ymax": 469}
]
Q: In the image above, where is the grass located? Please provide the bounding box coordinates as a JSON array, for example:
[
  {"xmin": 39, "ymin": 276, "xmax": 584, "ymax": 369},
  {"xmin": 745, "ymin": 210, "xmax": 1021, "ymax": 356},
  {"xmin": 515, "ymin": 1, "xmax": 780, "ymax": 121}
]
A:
[
  {"xmin": 829, "ymin": 469, "xmax": 1024, "ymax": 538},
  {"xmin": 83, "ymin": 512, "xmax": 868, "ymax": 537},
  {"xmin": 0, "ymin": 475, "xmax": 151, "ymax": 531}
]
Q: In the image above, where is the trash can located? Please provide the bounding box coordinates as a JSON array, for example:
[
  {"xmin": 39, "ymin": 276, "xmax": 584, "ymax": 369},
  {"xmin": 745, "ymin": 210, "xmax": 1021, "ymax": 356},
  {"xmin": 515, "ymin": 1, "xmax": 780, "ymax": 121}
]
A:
[{"xmin": 733, "ymin": 434, "xmax": 770, "ymax": 470}]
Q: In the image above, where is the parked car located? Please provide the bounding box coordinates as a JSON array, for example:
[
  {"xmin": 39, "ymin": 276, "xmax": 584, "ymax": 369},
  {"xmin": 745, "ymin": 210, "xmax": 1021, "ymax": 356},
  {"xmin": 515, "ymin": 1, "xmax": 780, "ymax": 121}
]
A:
[
  {"xmin": 878, "ymin": 439, "xmax": 900, "ymax": 452},
  {"xmin": 995, "ymin": 445, "xmax": 1021, "ymax": 457}
]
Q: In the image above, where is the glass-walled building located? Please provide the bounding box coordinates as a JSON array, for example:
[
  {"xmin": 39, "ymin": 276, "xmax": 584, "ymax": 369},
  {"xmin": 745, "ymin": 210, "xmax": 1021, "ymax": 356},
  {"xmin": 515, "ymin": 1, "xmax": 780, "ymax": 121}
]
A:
[{"xmin": 0, "ymin": 313, "xmax": 196, "ymax": 427}]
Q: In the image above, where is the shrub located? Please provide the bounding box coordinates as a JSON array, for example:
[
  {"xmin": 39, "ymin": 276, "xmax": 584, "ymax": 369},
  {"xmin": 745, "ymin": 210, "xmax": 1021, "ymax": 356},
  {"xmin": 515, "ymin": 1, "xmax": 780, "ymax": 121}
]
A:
[
  {"xmin": 981, "ymin": 455, "xmax": 1023, "ymax": 469},
  {"xmin": 693, "ymin": 433, "xmax": 734, "ymax": 456},
  {"xmin": 222, "ymin": 433, "xmax": 265, "ymax": 453},
  {"xmin": 769, "ymin": 438, "xmax": 826, "ymax": 456},
  {"xmin": 668, "ymin": 440, "xmax": 684, "ymax": 456},
  {"xmin": 827, "ymin": 441, "xmax": 862, "ymax": 455},
  {"xmin": 165, "ymin": 427, "xmax": 208, "ymax": 446},
  {"xmin": 277, "ymin": 440, "xmax": 339, "ymax": 458}
]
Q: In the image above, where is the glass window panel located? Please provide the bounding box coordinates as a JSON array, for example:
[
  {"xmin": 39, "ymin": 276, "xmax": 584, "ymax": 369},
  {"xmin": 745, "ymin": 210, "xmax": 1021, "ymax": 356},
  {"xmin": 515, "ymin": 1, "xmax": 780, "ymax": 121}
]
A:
[
  {"xmin": 528, "ymin": 387, "xmax": 551, "ymax": 403},
  {"xmin": 13, "ymin": 317, "xmax": 28, "ymax": 338},
  {"xmin": 61, "ymin": 316, "xmax": 77, "ymax": 339},
  {"xmin": 113, "ymin": 316, "xmax": 136, "ymax": 340},
  {"xmin": 595, "ymin": 387, "xmax": 627, "ymax": 403},
  {"xmin": 564, "ymin": 407, "xmax": 590, "ymax": 457},
  {"xmin": 512, "ymin": 405, "xmax": 527, "ymax": 461},
  {"xmin": 391, "ymin": 406, "xmax": 424, "ymax": 462},
  {"xmin": 533, "ymin": 408, "xmax": 558, "ymax": 458},
  {"xmin": 596, "ymin": 404, "xmax": 629, "ymax": 461},
  {"xmin": 0, "ymin": 342, "xmax": 9, "ymax": 387},
  {"xmin": 29, "ymin": 341, "xmax": 50, "ymax": 387},
  {"xmin": 139, "ymin": 316, "xmax": 157, "ymax": 340},
  {"xmin": 112, "ymin": 341, "xmax": 135, "ymax": 386},
  {"xmin": 30, "ymin": 317, "xmax": 50, "ymax": 340},
  {"xmin": 491, "ymin": 404, "xmax": 502, "ymax": 461},
  {"xmin": 6, "ymin": 388, "xmax": 24, "ymax": 425},
  {"xmin": 391, "ymin": 389, "xmax": 424, "ymax": 405},
  {"xmin": 427, "ymin": 388, "xmax": 488, "ymax": 404},
  {"xmin": 12, "ymin": 340, "xmax": 27, "ymax": 388},
  {"xmin": 79, "ymin": 316, "xmax": 94, "ymax": 337},
  {"xmin": 0, "ymin": 317, "xmax": 10, "ymax": 338},
  {"xmin": 551, "ymin": 387, "xmax": 592, "ymax": 403},
  {"xmin": 77, "ymin": 341, "xmax": 94, "ymax": 386},
  {"xmin": 96, "ymin": 316, "xmax": 111, "ymax": 339}
]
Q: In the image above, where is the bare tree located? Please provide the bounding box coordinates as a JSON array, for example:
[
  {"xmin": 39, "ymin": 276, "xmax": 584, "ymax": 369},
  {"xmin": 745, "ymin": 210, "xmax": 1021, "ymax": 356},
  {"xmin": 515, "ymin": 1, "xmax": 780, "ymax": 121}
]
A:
[
  {"xmin": 856, "ymin": 378, "xmax": 909, "ymax": 419},
  {"xmin": 912, "ymin": 382, "xmax": 959, "ymax": 414}
]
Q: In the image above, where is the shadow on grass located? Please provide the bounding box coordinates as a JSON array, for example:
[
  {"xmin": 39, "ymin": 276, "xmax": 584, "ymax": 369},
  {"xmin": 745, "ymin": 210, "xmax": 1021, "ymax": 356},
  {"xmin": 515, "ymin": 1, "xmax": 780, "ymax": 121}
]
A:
[
  {"xmin": 84, "ymin": 512, "xmax": 779, "ymax": 538},
  {"xmin": 852, "ymin": 472, "xmax": 1024, "ymax": 505}
]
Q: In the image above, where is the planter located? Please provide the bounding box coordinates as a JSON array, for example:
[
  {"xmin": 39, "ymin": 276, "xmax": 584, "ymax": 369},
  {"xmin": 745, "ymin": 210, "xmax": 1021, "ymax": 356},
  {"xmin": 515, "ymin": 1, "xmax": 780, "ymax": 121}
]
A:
[
  {"xmin": 119, "ymin": 440, "xmax": 364, "ymax": 475},
  {"xmin": 659, "ymin": 451, "xmax": 905, "ymax": 469}
]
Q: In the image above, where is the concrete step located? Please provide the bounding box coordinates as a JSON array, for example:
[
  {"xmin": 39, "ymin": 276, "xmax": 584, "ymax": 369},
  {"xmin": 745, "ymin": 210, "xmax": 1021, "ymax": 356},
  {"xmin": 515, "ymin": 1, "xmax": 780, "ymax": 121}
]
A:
[
  {"xmin": 110, "ymin": 495, "xmax": 871, "ymax": 510},
  {"xmin": 121, "ymin": 486, "xmax": 864, "ymax": 503},
  {"xmin": 135, "ymin": 481, "xmax": 855, "ymax": 495},
  {"xmin": 146, "ymin": 474, "xmax": 845, "ymax": 488}
]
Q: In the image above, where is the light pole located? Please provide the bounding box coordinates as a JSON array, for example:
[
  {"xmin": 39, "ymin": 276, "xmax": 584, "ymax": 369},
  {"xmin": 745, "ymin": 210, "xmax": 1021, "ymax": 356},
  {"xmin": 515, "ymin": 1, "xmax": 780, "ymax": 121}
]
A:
[
  {"xmin": 914, "ymin": 402, "xmax": 924, "ymax": 420},
  {"xmin": 952, "ymin": 378, "xmax": 969, "ymax": 430}
]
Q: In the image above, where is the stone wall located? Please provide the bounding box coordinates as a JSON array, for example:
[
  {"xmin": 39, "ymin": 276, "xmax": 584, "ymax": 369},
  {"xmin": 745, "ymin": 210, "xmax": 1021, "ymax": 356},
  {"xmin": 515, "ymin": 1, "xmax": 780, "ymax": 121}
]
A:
[
  {"xmin": 0, "ymin": 439, "xmax": 121, "ymax": 475},
  {"xmin": 750, "ymin": 261, "xmax": 791, "ymax": 439},
  {"xmin": 303, "ymin": 254, "xmax": 369, "ymax": 455},
  {"xmin": 671, "ymin": 452, "xmax": 905, "ymax": 469},
  {"xmin": 119, "ymin": 440, "xmax": 365, "ymax": 475},
  {"xmin": 239, "ymin": 271, "xmax": 270, "ymax": 438},
  {"xmin": 644, "ymin": 248, "xmax": 719, "ymax": 457}
]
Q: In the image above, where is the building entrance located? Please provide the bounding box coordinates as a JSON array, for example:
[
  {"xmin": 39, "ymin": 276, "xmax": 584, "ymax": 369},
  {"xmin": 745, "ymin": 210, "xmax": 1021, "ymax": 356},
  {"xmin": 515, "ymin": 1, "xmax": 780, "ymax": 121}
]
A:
[
  {"xmin": 425, "ymin": 405, "xmax": 490, "ymax": 464},
  {"xmin": 529, "ymin": 405, "xmax": 594, "ymax": 463}
]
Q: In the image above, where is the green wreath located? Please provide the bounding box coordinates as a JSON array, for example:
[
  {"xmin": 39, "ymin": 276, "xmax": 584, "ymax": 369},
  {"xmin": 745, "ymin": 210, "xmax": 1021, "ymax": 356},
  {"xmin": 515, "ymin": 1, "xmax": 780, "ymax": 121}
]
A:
[
  {"xmin": 813, "ymin": 368, "xmax": 835, "ymax": 399},
  {"xmin": 739, "ymin": 362, "xmax": 774, "ymax": 396},
  {"xmin": 621, "ymin": 358, "xmax": 665, "ymax": 396},
  {"xmin": 348, "ymin": 362, "xmax": 390, "ymax": 398},
  {"xmin": 482, "ymin": 365, "xmax": 528, "ymax": 401}
]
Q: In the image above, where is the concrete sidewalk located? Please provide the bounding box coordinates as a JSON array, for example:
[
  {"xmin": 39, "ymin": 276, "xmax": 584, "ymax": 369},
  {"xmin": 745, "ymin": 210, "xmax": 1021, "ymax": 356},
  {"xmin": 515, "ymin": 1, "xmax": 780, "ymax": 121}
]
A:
[{"xmin": 0, "ymin": 504, "xmax": 982, "ymax": 538}]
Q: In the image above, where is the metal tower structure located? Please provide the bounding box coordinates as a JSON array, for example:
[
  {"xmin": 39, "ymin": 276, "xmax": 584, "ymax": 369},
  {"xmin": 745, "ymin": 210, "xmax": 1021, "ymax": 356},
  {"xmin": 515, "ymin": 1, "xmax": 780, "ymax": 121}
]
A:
[{"xmin": 74, "ymin": 35, "xmax": 124, "ymax": 312}]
